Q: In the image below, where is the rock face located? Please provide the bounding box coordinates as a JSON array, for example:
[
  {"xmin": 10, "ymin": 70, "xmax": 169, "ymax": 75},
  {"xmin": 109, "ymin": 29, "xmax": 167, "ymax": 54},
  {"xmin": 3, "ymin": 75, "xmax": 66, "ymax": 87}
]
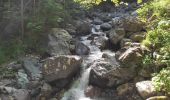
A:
[
  {"xmin": 42, "ymin": 55, "xmax": 82, "ymax": 87},
  {"xmin": 47, "ymin": 28, "xmax": 74, "ymax": 56},
  {"xmin": 75, "ymin": 42, "xmax": 90, "ymax": 55},
  {"xmin": 109, "ymin": 28, "xmax": 125, "ymax": 45},
  {"xmin": 89, "ymin": 57, "xmax": 136, "ymax": 88},
  {"xmin": 136, "ymin": 81, "xmax": 157, "ymax": 99}
]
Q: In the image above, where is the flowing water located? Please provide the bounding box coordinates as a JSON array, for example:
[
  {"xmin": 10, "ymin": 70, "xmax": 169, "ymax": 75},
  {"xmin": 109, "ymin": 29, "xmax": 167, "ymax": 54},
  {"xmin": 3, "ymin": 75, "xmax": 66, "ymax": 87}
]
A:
[{"xmin": 61, "ymin": 24, "xmax": 105, "ymax": 100}]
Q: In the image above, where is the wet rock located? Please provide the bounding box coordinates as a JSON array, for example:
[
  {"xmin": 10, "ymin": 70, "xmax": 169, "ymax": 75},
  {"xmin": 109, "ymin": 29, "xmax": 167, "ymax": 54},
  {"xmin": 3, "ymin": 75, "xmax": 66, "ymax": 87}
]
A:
[
  {"xmin": 17, "ymin": 70, "xmax": 29, "ymax": 89},
  {"xmin": 42, "ymin": 55, "xmax": 82, "ymax": 87},
  {"xmin": 89, "ymin": 58, "xmax": 136, "ymax": 88},
  {"xmin": 136, "ymin": 81, "xmax": 157, "ymax": 99},
  {"xmin": 118, "ymin": 47, "xmax": 143, "ymax": 67},
  {"xmin": 109, "ymin": 28, "xmax": 125, "ymax": 45},
  {"xmin": 91, "ymin": 36, "xmax": 108, "ymax": 49},
  {"xmin": 75, "ymin": 42, "xmax": 90, "ymax": 55},
  {"xmin": 75, "ymin": 20, "xmax": 91, "ymax": 35},
  {"xmin": 100, "ymin": 23, "xmax": 112, "ymax": 31},
  {"xmin": 146, "ymin": 96, "xmax": 169, "ymax": 100},
  {"xmin": 85, "ymin": 85, "xmax": 101, "ymax": 98},
  {"xmin": 47, "ymin": 28, "xmax": 73, "ymax": 56},
  {"xmin": 93, "ymin": 18, "xmax": 103, "ymax": 25},
  {"xmin": 22, "ymin": 57, "xmax": 42, "ymax": 81}
]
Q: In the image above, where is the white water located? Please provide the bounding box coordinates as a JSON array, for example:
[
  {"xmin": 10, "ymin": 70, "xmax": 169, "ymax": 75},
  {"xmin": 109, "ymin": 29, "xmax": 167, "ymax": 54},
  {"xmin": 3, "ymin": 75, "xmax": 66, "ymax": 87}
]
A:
[{"xmin": 61, "ymin": 24, "xmax": 104, "ymax": 100}]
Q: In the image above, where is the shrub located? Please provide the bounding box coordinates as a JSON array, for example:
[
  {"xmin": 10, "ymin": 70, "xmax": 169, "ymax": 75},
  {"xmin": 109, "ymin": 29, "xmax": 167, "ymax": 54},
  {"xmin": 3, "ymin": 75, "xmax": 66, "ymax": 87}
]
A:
[{"xmin": 152, "ymin": 68, "xmax": 170, "ymax": 95}]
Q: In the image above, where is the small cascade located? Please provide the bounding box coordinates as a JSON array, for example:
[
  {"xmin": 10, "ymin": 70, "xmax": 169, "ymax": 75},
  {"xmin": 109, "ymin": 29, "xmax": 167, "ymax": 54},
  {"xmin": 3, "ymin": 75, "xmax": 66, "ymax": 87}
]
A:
[{"xmin": 61, "ymin": 23, "xmax": 104, "ymax": 100}]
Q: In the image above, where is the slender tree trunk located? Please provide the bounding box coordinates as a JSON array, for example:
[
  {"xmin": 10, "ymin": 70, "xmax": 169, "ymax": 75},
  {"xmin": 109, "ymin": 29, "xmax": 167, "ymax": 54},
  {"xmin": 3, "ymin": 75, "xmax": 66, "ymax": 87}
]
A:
[{"xmin": 21, "ymin": 0, "xmax": 24, "ymax": 40}]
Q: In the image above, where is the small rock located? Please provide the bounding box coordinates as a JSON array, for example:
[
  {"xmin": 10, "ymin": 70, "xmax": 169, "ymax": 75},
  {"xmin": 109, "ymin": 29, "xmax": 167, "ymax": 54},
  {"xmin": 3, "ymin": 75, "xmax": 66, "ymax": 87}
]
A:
[
  {"xmin": 75, "ymin": 42, "xmax": 90, "ymax": 55},
  {"xmin": 91, "ymin": 36, "xmax": 108, "ymax": 49},
  {"xmin": 93, "ymin": 18, "xmax": 103, "ymax": 25},
  {"xmin": 109, "ymin": 28, "xmax": 125, "ymax": 45},
  {"xmin": 136, "ymin": 81, "xmax": 157, "ymax": 99},
  {"xmin": 100, "ymin": 23, "xmax": 112, "ymax": 31}
]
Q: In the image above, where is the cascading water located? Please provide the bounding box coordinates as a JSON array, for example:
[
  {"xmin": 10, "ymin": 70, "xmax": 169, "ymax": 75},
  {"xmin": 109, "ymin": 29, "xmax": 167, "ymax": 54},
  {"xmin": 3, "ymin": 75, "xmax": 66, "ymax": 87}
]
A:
[{"xmin": 61, "ymin": 24, "xmax": 104, "ymax": 100}]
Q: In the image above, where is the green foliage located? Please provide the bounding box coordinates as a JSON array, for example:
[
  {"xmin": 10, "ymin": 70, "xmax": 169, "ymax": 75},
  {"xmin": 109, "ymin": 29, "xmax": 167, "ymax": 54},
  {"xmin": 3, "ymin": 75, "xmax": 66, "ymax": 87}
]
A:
[
  {"xmin": 139, "ymin": 0, "xmax": 170, "ymax": 95},
  {"xmin": 0, "ymin": 40, "xmax": 24, "ymax": 65},
  {"xmin": 152, "ymin": 68, "xmax": 170, "ymax": 95},
  {"xmin": 137, "ymin": 0, "xmax": 170, "ymax": 20},
  {"xmin": 142, "ymin": 55, "xmax": 153, "ymax": 67}
]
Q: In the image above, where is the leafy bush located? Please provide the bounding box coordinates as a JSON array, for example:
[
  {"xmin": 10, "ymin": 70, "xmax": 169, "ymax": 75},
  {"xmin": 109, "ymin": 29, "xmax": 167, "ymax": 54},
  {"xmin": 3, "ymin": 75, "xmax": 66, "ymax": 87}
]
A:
[
  {"xmin": 152, "ymin": 68, "xmax": 170, "ymax": 95},
  {"xmin": 137, "ymin": 0, "xmax": 170, "ymax": 20},
  {"xmin": 139, "ymin": 0, "xmax": 170, "ymax": 95}
]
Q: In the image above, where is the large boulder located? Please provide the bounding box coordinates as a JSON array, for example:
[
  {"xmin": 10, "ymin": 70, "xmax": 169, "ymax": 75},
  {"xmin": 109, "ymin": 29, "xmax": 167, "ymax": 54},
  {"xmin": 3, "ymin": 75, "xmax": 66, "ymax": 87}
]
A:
[
  {"xmin": 47, "ymin": 28, "xmax": 74, "ymax": 56},
  {"xmin": 89, "ymin": 58, "xmax": 136, "ymax": 88},
  {"xmin": 42, "ymin": 55, "xmax": 82, "ymax": 87},
  {"xmin": 118, "ymin": 47, "xmax": 143, "ymax": 67},
  {"xmin": 136, "ymin": 81, "xmax": 157, "ymax": 99},
  {"xmin": 112, "ymin": 16, "xmax": 144, "ymax": 32},
  {"xmin": 109, "ymin": 28, "xmax": 125, "ymax": 45},
  {"xmin": 75, "ymin": 20, "xmax": 91, "ymax": 36}
]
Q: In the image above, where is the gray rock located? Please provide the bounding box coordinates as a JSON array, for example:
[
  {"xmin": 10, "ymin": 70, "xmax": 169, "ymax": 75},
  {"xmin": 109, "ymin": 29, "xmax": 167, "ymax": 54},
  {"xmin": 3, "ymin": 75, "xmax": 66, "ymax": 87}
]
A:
[
  {"xmin": 136, "ymin": 81, "xmax": 157, "ymax": 99},
  {"xmin": 118, "ymin": 47, "xmax": 143, "ymax": 67},
  {"xmin": 109, "ymin": 28, "xmax": 125, "ymax": 45},
  {"xmin": 89, "ymin": 58, "xmax": 136, "ymax": 88},
  {"xmin": 91, "ymin": 36, "xmax": 108, "ymax": 49},
  {"xmin": 47, "ymin": 28, "xmax": 73, "ymax": 56},
  {"xmin": 112, "ymin": 16, "xmax": 144, "ymax": 32},
  {"xmin": 13, "ymin": 89, "xmax": 30, "ymax": 100},
  {"xmin": 22, "ymin": 57, "xmax": 42, "ymax": 81},
  {"xmin": 93, "ymin": 18, "xmax": 103, "ymax": 25},
  {"xmin": 101, "ymin": 23, "xmax": 112, "ymax": 31},
  {"xmin": 42, "ymin": 55, "xmax": 82, "ymax": 87},
  {"xmin": 75, "ymin": 42, "xmax": 90, "ymax": 55}
]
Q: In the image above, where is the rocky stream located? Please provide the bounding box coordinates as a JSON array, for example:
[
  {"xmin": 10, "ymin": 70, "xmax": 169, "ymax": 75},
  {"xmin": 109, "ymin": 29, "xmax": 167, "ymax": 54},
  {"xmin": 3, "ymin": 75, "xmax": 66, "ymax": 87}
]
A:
[{"xmin": 0, "ymin": 2, "xmax": 165, "ymax": 100}]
